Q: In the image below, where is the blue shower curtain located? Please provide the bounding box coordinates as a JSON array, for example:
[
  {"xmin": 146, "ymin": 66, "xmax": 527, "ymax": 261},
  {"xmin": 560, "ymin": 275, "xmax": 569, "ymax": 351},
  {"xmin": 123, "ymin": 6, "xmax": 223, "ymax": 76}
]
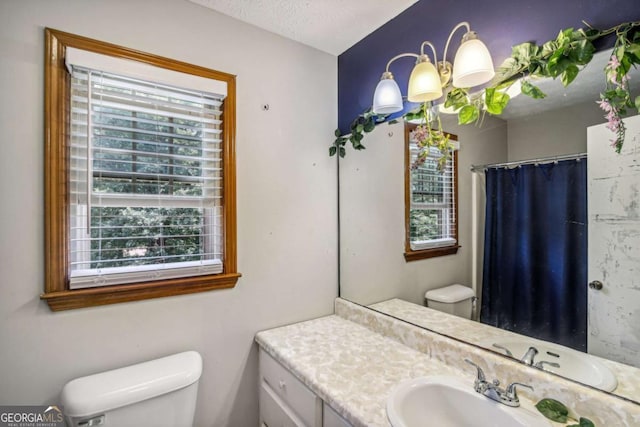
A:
[{"xmin": 480, "ymin": 159, "xmax": 587, "ymax": 352}]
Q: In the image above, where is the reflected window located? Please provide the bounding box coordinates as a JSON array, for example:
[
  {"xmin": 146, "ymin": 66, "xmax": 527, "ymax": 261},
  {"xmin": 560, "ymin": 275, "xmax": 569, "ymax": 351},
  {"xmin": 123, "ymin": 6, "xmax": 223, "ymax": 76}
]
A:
[{"xmin": 404, "ymin": 123, "xmax": 459, "ymax": 261}]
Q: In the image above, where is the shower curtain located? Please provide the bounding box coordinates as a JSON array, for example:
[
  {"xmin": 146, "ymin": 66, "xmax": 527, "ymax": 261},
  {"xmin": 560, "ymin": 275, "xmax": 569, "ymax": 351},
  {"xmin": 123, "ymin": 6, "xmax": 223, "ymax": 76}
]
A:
[{"xmin": 480, "ymin": 159, "xmax": 587, "ymax": 351}]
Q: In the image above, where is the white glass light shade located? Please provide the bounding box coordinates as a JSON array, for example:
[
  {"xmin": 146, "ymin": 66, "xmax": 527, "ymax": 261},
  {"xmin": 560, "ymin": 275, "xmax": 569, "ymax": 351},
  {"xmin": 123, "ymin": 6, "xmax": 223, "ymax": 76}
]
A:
[
  {"xmin": 452, "ymin": 38, "xmax": 495, "ymax": 88},
  {"xmin": 407, "ymin": 60, "xmax": 443, "ymax": 102},
  {"xmin": 372, "ymin": 78, "xmax": 403, "ymax": 114}
]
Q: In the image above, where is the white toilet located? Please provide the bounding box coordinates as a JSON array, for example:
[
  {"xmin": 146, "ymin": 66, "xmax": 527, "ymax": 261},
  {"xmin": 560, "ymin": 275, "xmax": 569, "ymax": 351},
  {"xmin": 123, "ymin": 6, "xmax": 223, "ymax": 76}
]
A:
[
  {"xmin": 425, "ymin": 284, "xmax": 476, "ymax": 319},
  {"xmin": 61, "ymin": 351, "xmax": 202, "ymax": 427}
]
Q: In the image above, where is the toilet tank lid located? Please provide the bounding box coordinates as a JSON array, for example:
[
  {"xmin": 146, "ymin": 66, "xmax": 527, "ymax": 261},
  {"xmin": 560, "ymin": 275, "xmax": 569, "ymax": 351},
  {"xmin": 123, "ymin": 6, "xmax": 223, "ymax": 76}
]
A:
[
  {"xmin": 61, "ymin": 351, "xmax": 202, "ymax": 417},
  {"xmin": 425, "ymin": 284, "xmax": 475, "ymax": 303}
]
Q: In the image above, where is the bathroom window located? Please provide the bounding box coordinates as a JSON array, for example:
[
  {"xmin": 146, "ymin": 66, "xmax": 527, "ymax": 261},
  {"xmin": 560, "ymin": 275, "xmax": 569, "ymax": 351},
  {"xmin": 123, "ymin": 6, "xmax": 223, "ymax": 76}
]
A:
[
  {"xmin": 404, "ymin": 123, "xmax": 459, "ymax": 261},
  {"xmin": 43, "ymin": 29, "xmax": 239, "ymax": 310}
]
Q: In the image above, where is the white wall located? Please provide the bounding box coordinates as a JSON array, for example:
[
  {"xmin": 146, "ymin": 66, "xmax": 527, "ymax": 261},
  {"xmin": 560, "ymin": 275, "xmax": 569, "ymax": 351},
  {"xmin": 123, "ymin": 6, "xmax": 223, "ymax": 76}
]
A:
[
  {"xmin": 339, "ymin": 115, "xmax": 507, "ymax": 305},
  {"xmin": 0, "ymin": 1, "xmax": 338, "ymax": 425},
  {"xmin": 507, "ymin": 100, "xmax": 604, "ymax": 160}
]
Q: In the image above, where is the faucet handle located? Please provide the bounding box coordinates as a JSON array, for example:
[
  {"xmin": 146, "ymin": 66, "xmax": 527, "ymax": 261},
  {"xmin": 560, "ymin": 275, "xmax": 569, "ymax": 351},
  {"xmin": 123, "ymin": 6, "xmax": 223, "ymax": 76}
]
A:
[
  {"xmin": 534, "ymin": 360, "xmax": 560, "ymax": 370},
  {"xmin": 506, "ymin": 382, "xmax": 534, "ymax": 400},
  {"xmin": 464, "ymin": 359, "xmax": 486, "ymax": 382}
]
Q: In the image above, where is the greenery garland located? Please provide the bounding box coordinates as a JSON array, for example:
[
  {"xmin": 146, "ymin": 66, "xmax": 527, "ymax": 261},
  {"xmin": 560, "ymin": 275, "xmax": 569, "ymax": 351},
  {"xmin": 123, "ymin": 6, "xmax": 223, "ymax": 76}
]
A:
[{"xmin": 330, "ymin": 21, "xmax": 640, "ymax": 165}]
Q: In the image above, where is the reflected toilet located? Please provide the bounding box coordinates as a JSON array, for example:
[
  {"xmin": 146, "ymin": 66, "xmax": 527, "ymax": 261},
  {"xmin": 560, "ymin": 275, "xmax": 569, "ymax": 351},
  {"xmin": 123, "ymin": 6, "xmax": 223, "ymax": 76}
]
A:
[{"xmin": 425, "ymin": 284, "xmax": 476, "ymax": 319}]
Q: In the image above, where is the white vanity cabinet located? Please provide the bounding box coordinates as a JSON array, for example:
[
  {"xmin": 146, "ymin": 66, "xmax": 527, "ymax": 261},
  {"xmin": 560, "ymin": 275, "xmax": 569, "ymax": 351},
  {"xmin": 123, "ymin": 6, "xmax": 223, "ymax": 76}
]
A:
[{"xmin": 258, "ymin": 348, "xmax": 352, "ymax": 427}]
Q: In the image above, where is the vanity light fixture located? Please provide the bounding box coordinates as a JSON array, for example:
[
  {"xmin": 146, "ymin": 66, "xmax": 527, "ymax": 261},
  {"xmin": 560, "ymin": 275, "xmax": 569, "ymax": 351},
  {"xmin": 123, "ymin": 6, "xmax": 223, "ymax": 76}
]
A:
[{"xmin": 372, "ymin": 22, "xmax": 495, "ymax": 115}]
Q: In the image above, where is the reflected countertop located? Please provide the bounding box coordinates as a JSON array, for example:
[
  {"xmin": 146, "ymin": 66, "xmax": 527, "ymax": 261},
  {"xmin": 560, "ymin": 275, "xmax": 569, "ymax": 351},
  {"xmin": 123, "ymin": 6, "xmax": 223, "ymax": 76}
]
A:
[{"xmin": 368, "ymin": 298, "xmax": 640, "ymax": 403}]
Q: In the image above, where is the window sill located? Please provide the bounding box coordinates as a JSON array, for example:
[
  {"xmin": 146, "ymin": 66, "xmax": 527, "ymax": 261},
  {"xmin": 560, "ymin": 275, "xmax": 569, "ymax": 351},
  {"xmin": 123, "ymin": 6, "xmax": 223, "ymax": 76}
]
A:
[
  {"xmin": 41, "ymin": 273, "xmax": 241, "ymax": 311},
  {"xmin": 404, "ymin": 245, "xmax": 460, "ymax": 262}
]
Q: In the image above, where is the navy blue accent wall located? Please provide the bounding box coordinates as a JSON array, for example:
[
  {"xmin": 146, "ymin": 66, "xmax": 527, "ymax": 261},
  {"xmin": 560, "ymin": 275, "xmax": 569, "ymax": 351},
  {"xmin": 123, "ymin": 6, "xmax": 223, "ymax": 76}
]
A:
[{"xmin": 337, "ymin": 0, "xmax": 640, "ymax": 133}]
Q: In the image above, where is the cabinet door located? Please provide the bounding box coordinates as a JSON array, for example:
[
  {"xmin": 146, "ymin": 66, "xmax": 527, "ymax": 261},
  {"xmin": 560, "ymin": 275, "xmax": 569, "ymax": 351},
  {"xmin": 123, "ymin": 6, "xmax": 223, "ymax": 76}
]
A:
[
  {"xmin": 259, "ymin": 349, "xmax": 322, "ymax": 426},
  {"xmin": 322, "ymin": 403, "xmax": 352, "ymax": 427},
  {"xmin": 260, "ymin": 381, "xmax": 306, "ymax": 427}
]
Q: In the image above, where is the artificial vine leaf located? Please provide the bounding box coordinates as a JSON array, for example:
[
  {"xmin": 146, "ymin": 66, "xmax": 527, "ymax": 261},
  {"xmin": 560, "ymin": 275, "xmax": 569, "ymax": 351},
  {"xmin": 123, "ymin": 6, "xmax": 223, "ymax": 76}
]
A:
[
  {"xmin": 445, "ymin": 88, "xmax": 469, "ymax": 110},
  {"xmin": 484, "ymin": 88, "xmax": 510, "ymax": 115},
  {"xmin": 403, "ymin": 108, "xmax": 423, "ymax": 122},
  {"xmin": 535, "ymin": 399, "xmax": 569, "ymax": 423},
  {"xmin": 567, "ymin": 417, "xmax": 596, "ymax": 427},
  {"xmin": 338, "ymin": 147, "xmax": 346, "ymax": 158},
  {"xmin": 521, "ymin": 80, "xmax": 547, "ymax": 99},
  {"xmin": 458, "ymin": 105, "xmax": 479, "ymax": 124},
  {"xmin": 547, "ymin": 51, "xmax": 572, "ymax": 77},
  {"xmin": 541, "ymin": 40, "xmax": 558, "ymax": 57},
  {"xmin": 561, "ymin": 64, "xmax": 580, "ymax": 86},
  {"xmin": 511, "ymin": 42, "xmax": 539, "ymax": 65},
  {"xmin": 363, "ymin": 117, "xmax": 376, "ymax": 132},
  {"xmin": 491, "ymin": 57, "xmax": 522, "ymax": 85},
  {"xmin": 627, "ymin": 43, "xmax": 640, "ymax": 63},
  {"xmin": 570, "ymin": 39, "xmax": 596, "ymax": 65},
  {"xmin": 334, "ymin": 129, "xmax": 341, "ymax": 137},
  {"xmin": 329, "ymin": 146, "xmax": 337, "ymax": 156}
]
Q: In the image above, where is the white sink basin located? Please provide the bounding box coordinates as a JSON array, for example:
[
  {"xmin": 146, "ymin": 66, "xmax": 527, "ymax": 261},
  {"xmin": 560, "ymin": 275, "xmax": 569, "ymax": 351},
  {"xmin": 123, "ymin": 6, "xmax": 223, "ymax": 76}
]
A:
[
  {"xmin": 487, "ymin": 338, "xmax": 617, "ymax": 392},
  {"xmin": 387, "ymin": 376, "xmax": 551, "ymax": 427}
]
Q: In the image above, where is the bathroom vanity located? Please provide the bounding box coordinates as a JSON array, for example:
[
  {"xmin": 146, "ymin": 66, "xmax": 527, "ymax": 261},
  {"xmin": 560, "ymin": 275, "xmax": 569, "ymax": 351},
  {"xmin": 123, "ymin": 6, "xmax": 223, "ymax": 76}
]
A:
[{"xmin": 255, "ymin": 298, "xmax": 640, "ymax": 427}]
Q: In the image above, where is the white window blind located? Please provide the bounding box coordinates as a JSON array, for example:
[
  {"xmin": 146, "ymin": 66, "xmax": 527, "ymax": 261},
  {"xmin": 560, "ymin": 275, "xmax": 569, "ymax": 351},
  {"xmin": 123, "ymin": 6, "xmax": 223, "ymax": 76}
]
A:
[
  {"xmin": 409, "ymin": 145, "xmax": 457, "ymax": 251},
  {"xmin": 67, "ymin": 55, "xmax": 227, "ymax": 289}
]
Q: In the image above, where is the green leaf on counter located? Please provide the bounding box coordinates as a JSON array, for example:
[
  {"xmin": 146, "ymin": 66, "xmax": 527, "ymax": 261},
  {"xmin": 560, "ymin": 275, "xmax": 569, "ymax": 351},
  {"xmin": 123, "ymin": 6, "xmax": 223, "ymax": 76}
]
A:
[{"xmin": 535, "ymin": 398, "xmax": 569, "ymax": 423}]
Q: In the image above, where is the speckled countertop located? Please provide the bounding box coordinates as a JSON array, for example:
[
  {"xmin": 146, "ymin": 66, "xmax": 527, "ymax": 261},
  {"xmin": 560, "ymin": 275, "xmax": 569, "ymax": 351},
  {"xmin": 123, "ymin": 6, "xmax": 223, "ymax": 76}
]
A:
[
  {"xmin": 255, "ymin": 314, "xmax": 543, "ymax": 427},
  {"xmin": 256, "ymin": 298, "xmax": 640, "ymax": 426}
]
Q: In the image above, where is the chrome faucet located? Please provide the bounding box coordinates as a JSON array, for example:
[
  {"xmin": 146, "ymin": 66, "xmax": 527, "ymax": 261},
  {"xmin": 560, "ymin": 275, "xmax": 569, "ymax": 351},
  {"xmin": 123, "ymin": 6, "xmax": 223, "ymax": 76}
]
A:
[
  {"xmin": 521, "ymin": 346, "xmax": 539, "ymax": 365},
  {"xmin": 464, "ymin": 359, "xmax": 534, "ymax": 407},
  {"xmin": 520, "ymin": 346, "xmax": 561, "ymax": 371}
]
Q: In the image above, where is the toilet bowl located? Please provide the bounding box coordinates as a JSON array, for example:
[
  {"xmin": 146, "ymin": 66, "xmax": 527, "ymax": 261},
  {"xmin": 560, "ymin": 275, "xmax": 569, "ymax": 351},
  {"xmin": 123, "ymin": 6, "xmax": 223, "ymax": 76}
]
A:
[
  {"xmin": 425, "ymin": 284, "xmax": 475, "ymax": 319},
  {"xmin": 61, "ymin": 351, "xmax": 202, "ymax": 427}
]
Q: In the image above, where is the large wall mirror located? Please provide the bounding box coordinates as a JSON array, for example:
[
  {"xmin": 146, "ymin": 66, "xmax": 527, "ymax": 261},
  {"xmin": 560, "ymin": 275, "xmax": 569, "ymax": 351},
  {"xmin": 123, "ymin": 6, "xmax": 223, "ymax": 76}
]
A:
[{"xmin": 338, "ymin": 48, "xmax": 640, "ymax": 403}]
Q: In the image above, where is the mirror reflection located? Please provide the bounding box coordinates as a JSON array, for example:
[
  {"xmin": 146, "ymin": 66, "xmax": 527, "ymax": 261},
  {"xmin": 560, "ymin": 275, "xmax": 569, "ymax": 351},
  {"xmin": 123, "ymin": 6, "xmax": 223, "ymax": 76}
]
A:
[{"xmin": 339, "ymin": 49, "xmax": 640, "ymax": 402}]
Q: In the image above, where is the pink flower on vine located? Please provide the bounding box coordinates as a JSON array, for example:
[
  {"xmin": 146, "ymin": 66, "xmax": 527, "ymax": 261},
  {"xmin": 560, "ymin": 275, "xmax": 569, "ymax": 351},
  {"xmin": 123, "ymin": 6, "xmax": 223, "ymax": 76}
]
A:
[
  {"xmin": 607, "ymin": 55, "xmax": 620, "ymax": 70},
  {"xmin": 410, "ymin": 125, "xmax": 429, "ymax": 143}
]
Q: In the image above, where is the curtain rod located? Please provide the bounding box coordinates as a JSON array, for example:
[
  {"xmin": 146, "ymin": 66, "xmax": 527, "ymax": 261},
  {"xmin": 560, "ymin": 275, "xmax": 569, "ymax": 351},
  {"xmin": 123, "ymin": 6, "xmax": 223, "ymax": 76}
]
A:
[{"xmin": 470, "ymin": 153, "xmax": 587, "ymax": 172}]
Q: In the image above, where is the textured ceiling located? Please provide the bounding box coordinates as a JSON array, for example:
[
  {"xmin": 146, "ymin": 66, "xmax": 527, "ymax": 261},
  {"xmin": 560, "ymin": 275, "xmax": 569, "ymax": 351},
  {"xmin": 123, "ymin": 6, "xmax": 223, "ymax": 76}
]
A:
[{"xmin": 187, "ymin": 0, "xmax": 419, "ymax": 55}]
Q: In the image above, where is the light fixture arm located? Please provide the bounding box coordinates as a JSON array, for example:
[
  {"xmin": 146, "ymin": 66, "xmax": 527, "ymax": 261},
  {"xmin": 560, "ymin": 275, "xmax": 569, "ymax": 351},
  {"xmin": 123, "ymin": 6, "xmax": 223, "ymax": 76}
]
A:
[
  {"xmin": 419, "ymin": 41, "xmax": 439, "ymax": 66},
  {"xmin": 442, "ymin": 21, "xmax": 471, "ymax": 65},
  {"xmin": 383, "ymin": 53, "xmax": 420, "ymax": 77}
]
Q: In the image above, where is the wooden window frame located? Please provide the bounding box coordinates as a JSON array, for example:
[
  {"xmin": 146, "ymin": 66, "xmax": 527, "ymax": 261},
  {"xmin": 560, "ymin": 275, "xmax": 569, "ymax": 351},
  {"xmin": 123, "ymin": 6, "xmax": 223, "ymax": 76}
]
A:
[
  {"xmin": 42, "ymin": 28, "xmax": 240, "ymax": 311},
  {"xmin": 404, "ymin": 123, "xmax": 460, "ymax": 262}
]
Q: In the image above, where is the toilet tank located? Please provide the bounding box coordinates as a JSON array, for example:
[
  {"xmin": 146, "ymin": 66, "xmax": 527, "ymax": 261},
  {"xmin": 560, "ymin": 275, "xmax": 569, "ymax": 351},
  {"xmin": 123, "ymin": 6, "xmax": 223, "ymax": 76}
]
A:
[
  {"xmin": 61, "ymin": 351, "xmax": 202, "ymax": 427},
  {"xmin": 425, "ymin": 284, "xmax": 475, "ymax": 319}
]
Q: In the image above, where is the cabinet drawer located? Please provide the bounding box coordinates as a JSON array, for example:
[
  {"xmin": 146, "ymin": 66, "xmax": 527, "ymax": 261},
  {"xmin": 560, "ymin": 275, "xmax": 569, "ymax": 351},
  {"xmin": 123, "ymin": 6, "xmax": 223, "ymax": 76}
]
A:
[
  {"xmin": 259, "ymin": 349, "xmax": 321, "ymax": 427},
  {"xmin": 260, "ymin": 381, "xmax": 306, "ymax": 427}
]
